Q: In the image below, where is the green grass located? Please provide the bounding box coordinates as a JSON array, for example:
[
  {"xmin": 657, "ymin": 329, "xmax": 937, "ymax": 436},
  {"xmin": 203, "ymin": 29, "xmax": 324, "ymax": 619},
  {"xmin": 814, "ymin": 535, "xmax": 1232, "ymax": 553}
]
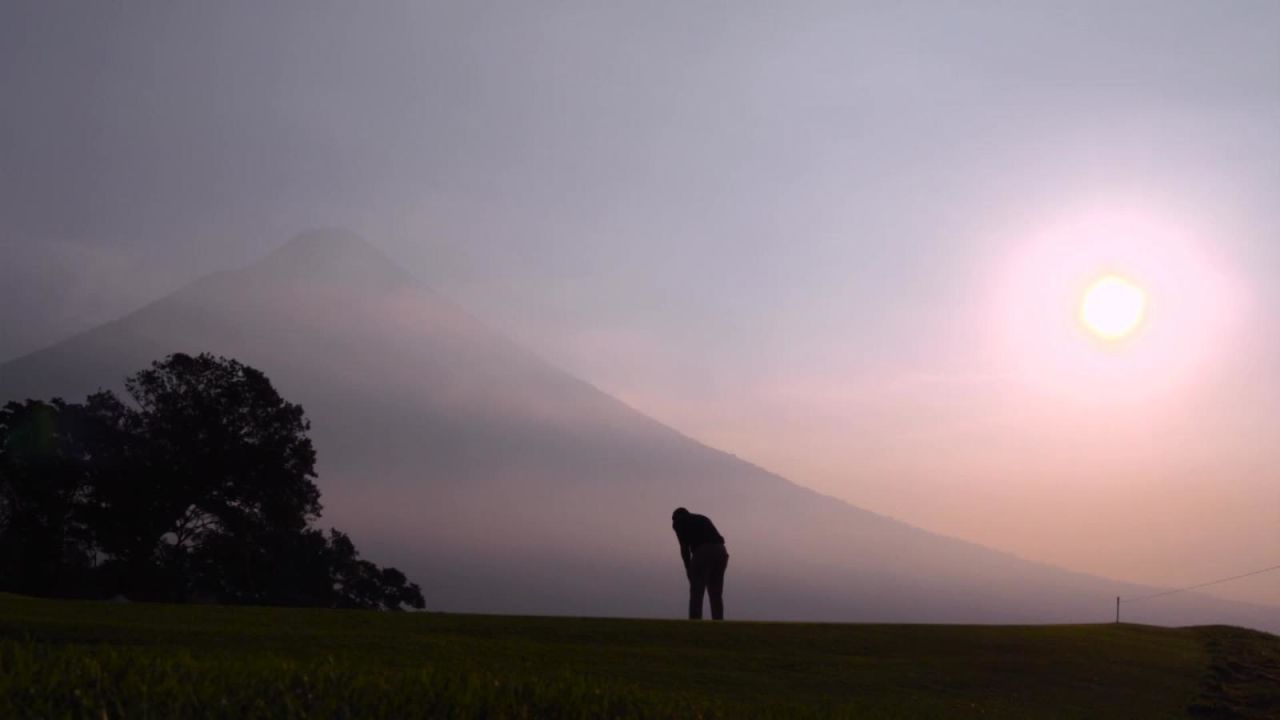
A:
[{"xmin": 0, "ymin": 594, "xmax": 1276, "ymax": 718}]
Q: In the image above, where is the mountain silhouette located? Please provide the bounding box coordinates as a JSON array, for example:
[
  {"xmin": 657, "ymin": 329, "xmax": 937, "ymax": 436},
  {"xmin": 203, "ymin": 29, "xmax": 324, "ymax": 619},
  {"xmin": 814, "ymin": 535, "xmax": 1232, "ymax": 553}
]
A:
[{"xmin": 2, "ymin": 229, "xmax": 1275, "ymax": 630}]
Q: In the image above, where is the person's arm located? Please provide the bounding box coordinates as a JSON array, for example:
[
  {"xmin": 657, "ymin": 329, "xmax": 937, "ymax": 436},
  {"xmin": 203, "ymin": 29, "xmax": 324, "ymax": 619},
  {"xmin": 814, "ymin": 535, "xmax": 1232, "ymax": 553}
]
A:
[{"xmin": 674, "ymin": 525, "xmax": 692, "ymax": 578}]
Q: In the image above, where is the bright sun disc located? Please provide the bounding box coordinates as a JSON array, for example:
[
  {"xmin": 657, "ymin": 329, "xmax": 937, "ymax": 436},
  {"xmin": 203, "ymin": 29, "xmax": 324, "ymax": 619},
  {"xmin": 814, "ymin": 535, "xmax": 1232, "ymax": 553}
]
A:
[{"xmin": 1081, "ymin": 275, "xmax": 1147, "ymax": 340}]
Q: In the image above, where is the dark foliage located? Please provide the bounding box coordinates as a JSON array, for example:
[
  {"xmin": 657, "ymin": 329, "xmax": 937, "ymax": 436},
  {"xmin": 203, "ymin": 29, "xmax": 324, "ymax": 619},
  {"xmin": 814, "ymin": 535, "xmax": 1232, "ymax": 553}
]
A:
[{"xmin": 0, "ymin": 353, "xmax": 423, "ymax": 610}]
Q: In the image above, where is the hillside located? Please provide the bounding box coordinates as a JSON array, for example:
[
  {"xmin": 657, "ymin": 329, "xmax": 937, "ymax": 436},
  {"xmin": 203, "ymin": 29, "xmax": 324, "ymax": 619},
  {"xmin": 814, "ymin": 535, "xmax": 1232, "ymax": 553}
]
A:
[
  {"xmin": 2, "ymin": 594, "xmax": 1278, "ymax": 718},
  {"xmin": 1, "ymin": 230, "xmax": 1276, "ymax": 630}
]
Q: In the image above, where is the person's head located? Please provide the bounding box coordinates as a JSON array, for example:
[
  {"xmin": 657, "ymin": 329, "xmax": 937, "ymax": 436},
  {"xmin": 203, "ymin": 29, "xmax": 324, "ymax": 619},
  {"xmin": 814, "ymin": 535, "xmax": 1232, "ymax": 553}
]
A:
[{"xmin": 672, "ymin": 507, "xmax": 690, "ymax": 522}]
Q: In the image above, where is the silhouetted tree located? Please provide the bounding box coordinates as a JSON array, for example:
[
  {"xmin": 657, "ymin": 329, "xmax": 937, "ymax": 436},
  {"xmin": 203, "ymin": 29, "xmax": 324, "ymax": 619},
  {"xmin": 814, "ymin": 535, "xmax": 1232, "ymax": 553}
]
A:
[
  {"xmin": 0, "ymin": 353, "xmax": 423, "ymax": 610},
  {"xmin": 190, "ymin": 527, "xmax": 424, "ymax": 610},
  {"xmin": 108, "ymin": 353, "xmax": 319, "ymax": 600},
  {"xmin": 0, "ymin": 400, "xmax": 83, "ymax": 596},
  {"xmin": 0, "ymin": 399, "xmax": 114, "ymax": 597},
  {"xmin": 324, "ymin": 529, "xmax": 425, "ymax": 610}
]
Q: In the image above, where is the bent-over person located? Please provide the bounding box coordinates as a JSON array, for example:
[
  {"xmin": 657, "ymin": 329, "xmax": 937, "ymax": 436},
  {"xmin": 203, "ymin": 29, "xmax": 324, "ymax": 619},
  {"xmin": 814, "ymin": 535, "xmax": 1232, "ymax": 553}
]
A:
[{"xmin": 671, "ymin": 507, "xmax": 729, "ymax": 620}]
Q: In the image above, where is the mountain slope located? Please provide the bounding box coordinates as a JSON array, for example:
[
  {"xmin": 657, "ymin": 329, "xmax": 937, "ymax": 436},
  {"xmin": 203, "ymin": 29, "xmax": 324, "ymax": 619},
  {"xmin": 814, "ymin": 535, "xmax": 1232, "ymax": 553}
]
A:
[{"xmin": 2, "ymin": 230, "xmax": 1275, "ymax": 630}]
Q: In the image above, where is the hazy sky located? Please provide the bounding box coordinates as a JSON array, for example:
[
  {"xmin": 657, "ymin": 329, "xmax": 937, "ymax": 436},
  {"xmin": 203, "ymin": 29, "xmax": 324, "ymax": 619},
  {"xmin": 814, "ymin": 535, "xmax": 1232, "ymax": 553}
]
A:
[{"xmin": 3, "ymin": 1, "xmax": 1278, "ymax": 602}]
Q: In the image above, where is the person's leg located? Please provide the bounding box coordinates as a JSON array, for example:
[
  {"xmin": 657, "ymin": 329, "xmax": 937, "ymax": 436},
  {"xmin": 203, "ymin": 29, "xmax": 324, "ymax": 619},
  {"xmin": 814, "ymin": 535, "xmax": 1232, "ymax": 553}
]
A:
[
  {"xmin": 688, "ymin": 574, "xmax": 706, "ymax": 619},
  {"xmin": 688, "ymin": 546, "xmax": 709, "ymax": 619},
  {"xmin": 708, "ymin": 546, "xmax": 728, "ymax": 620}
]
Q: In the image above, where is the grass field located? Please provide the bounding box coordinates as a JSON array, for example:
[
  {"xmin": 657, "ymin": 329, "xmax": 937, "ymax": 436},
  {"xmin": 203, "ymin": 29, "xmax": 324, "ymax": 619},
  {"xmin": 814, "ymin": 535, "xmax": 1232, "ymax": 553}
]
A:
[{"xmin": 1, "ymin": 594, "xmax": 1277, "ymax": 719}]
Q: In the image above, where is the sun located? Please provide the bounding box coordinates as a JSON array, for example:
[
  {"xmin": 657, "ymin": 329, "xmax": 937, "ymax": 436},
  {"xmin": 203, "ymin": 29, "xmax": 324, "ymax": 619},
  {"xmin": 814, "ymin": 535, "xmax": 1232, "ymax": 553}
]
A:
[{"xmin": 1080, "ymin": 275, "xmax": 1147, "ymax": 340}]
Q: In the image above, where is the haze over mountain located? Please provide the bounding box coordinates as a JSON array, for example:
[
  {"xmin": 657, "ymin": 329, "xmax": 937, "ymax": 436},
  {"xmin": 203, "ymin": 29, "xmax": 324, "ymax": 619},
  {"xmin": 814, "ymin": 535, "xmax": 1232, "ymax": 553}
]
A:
[
  {"xmin": 5, "ymin": 0, "xmax": 1279, "ymax": 618},
  {"xmin": 1, "ymin": 230, "xmax": 1275, "ymax": 631}
]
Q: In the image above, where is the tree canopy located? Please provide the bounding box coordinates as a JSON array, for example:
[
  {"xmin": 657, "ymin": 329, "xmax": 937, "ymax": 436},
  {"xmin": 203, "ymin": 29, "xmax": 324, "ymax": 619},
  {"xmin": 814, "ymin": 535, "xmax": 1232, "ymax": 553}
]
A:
[{"xmin": 0, "ymin": 353, "xmax": 423, "ymax": 610}]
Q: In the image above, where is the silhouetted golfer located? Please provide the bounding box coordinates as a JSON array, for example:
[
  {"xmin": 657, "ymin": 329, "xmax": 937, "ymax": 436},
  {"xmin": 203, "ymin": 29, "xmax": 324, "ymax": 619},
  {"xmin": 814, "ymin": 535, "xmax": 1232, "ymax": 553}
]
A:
[{"xmin": 671, "ymin": 507, "xmax": 729, "ymax": 620}]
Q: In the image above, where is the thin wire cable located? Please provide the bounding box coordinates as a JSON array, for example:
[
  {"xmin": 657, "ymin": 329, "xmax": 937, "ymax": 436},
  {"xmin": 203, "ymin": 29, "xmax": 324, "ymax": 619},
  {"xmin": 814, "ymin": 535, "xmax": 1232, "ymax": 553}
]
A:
[{"xmin": 1121, "ymin": 563, "xmax": 1280, "ymax": 603}]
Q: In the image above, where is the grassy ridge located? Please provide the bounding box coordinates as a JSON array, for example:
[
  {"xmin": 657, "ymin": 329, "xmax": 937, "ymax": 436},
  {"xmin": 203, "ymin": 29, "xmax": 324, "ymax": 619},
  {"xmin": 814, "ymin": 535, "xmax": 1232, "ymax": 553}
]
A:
[{"xmin": 0, "ymin": 594, "xmax": 1276, "ymax": 718}]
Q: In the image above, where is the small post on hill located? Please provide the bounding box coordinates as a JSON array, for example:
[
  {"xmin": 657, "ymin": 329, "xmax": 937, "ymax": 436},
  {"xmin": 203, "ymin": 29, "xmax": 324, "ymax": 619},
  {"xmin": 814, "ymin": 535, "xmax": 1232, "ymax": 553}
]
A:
[{"xmin": 1115, "ymin": 596, "xmax": 1120, "ymax": 624}]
